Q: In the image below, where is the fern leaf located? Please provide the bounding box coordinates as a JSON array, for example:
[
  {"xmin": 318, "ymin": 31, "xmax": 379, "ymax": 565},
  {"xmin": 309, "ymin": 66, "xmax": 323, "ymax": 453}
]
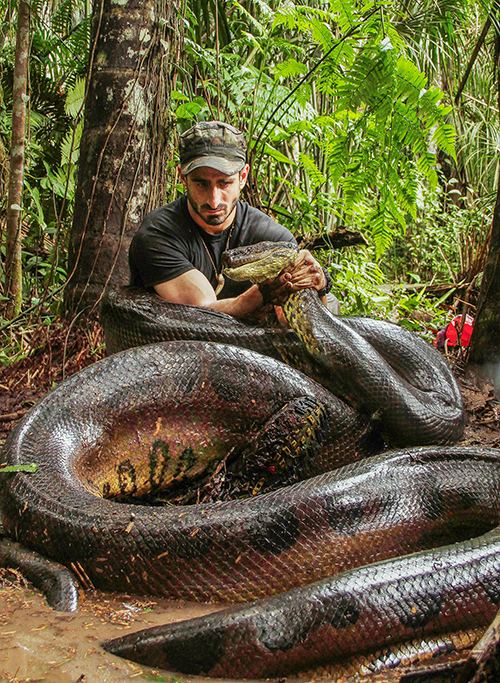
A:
[
  {"xmin": 65, "ymin": 77, "xmax": 86, "ymax": 118},
  {"xmin": 298, "ymin": 152, "xmax": 326, "ymax": 188},
  {"xmin": 273, "ymin": 58, "xmax": 307, "ymax": 80},
  {"xmin": 432, "ymin": 124, "xmax": 457, "ymax": 161},
  {"xmin": 368, "ymin": 206, "xmax": 395, "ymax": 257},
  {"xmin": 272, "ymin": 3, "xmax": 298, "ymax": 31}
]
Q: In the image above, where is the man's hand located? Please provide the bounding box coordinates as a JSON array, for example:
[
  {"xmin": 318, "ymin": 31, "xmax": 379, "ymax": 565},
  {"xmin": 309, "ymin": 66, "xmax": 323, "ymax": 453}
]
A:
[
  {"xmin": 258, "ymin": 250, "xmax": 327, "ymax": 306},
  {"xmin": 153, "ymin": 249, "xmax": 327, "ymax": 317},
  {"xmin": 281, "ymin": 249, "xmax": 326, "ymax": 289}
]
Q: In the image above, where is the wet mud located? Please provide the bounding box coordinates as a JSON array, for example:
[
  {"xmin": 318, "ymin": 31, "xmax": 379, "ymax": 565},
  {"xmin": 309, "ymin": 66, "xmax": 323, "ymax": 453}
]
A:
[{"xmin": 0, "ymin": 573, "xmax": 229, "ymax": 683}]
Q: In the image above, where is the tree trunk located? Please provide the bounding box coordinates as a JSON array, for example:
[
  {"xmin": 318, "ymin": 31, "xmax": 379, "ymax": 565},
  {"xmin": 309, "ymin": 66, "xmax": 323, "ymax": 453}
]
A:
[
  {"xmin": 467, "ymin": 19, "xmax": 500, "ymax": 389},
  {"xmin": 64, "ymin": 0, "xmax": 182, "ymax": 317},
  {"xmin": 3, "ymin": 0, "xmax": 30, "ymax": 319}
]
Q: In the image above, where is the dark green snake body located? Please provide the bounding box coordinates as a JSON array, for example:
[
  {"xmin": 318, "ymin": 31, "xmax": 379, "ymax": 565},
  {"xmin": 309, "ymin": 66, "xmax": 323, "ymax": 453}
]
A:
[
  {"xmin": 101, "ymin": 242, "xmax": 465, "ymax": 446},
  {"xmin": 104, "ymin": 446, "xmax": 500, "ymax": 678},
  {"xmin": 3, "ymin": 241, "xmax": 492, "ymax": 679}
]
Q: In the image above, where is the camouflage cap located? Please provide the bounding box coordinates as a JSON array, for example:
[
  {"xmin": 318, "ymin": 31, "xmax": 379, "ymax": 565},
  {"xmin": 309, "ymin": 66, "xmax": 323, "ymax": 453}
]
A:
[{"xmin": 178, "ymin": 121, "xmax": 247, "ymax": 176}]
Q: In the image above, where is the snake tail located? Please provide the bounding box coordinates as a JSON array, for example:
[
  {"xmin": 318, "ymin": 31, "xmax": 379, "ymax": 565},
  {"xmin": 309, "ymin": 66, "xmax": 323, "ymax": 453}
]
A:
[{"xmin": 0, "ymin": 537, "xmax": 79, "ymax": 611}]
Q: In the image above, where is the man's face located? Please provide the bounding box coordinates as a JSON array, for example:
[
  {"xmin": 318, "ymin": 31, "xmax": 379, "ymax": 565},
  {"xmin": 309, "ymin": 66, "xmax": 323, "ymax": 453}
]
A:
[{"xmin": 180, "ymin": 165, "xmax": 249, "ymax": 233}]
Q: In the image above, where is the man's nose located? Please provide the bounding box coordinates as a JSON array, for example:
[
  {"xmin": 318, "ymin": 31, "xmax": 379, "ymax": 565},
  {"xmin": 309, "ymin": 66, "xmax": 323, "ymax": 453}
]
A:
[{"xmin": 207, "ymin": 185, "xmax": 222, "ymax": 207}]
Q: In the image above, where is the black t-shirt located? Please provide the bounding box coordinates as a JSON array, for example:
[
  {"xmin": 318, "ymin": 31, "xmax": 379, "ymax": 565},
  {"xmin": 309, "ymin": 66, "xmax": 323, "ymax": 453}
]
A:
[{"xmin": 129, "ymin": 195, "xmax": 296, "ymax": 299}]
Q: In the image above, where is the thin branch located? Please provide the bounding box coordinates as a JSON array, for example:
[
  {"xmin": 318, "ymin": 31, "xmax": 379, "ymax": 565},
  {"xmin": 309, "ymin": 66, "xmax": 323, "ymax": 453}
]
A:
[
  {"xmin": 215, "ymin": 0, "xmax": 220, "ymax": 119},
  {"xmin": 455, "ymin": 16, "xmax": 491, "ymax": 105}
]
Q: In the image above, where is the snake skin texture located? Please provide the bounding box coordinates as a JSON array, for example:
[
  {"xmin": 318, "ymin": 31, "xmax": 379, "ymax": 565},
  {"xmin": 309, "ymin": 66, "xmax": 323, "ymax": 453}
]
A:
[
  {"xmin": 104, "ymin": 447, "xmax": 500, "ymax": 679},
  {"xmin": 282, "ymin": 289, "xmax": 464, "ymax": 444},
  {"xmin": 3, "ymin": 346, "xmax": 500, "ymax": 676},
  {"xmin": 0, "ymin": 539, "xmax": 79, "ymax": 611},
  {"xmin": 100, "ymin": 286, "xmax": 464, "ymax": 446},
  {"xmin": 0, "ymin": 342, "xmax": 376, "ymax": 601},
  {"xmin": 104, "ymin": 445, "xmax": 500, "ymax": 678}
]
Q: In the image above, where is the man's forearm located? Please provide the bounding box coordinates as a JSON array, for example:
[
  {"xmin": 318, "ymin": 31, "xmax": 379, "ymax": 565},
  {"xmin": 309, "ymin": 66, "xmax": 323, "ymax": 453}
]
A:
[{"xmin": 204, "ymin": 284, "xmax": 265, "ymax": 318}]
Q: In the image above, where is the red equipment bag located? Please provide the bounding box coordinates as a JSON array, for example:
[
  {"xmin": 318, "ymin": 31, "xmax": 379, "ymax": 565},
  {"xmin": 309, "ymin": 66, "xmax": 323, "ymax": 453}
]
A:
[{"xmin": 435, "ymin": 313, "xmax": 474, "ymax": 349}]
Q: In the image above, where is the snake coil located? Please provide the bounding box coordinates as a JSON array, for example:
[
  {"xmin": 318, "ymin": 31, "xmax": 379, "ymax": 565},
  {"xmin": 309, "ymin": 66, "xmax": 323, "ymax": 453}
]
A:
[{"xmin": 1, "ymin": 242, "xmax": 491, "ymax": 679}]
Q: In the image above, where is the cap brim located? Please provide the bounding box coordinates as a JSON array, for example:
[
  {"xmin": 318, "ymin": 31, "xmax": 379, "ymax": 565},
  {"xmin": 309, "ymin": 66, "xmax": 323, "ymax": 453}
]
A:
[{"xmin": 181, "ymin": 156, "xmax": 246, "ymax": 176}]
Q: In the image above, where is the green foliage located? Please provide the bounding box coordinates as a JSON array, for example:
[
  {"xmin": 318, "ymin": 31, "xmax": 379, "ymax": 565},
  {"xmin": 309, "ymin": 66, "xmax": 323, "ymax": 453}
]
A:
[
  {"xmin": 0, "ymin": 0, "xmax": 89, "ymax": 321},
  {"xmin": 0, "ymin": 463, "xmax": 37, "ymax": 473},
  {"xmin": 328, "ymin": 250, "xmax": 392, "ymax": 317},
  {"xmin": 382, "ymin": 183, "xmax": 492, "ymax": 285},
  {"xmin": 174, "ymin": 0, "xmax": 462, "ymax": 260},
  {"xmin": 155, "ymin": 0, "xmax": 495, "ymax": 349},
  {"xmin": 326, "ymin": 248, "xmax": 455, "ymax": 343},
  {"xmin": 0, "ymin": 0, "xmax": 497, "ymax": 353}
]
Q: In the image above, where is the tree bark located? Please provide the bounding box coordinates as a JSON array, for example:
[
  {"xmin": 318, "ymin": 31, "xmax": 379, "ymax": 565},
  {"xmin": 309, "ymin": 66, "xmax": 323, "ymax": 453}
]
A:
[
  {"xmin": 468, "ymin": 179, "xmax": 500, "ymax": 369},
  {"xmin": 64, "ymin": 0, "xmax": 182, "ymax": 317},
  {"xmin": 467, "ymin": 19, "xmax": 500, "ymax": 388},
  {"xmin": 3, "ymin": 0, "xmax": 30, "ymax": 319}
]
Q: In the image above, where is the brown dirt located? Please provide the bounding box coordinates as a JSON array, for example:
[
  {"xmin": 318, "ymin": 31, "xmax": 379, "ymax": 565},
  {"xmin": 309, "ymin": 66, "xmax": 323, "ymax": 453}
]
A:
[
  {"xmin": 0, "ymin": 322, "xmax": 105, "ymax": 444},
  {"xmin": 0, "ymin": 568, "xmax": 228, "ymax": 683},
  {"xmin": 0, "ymin": 325, "xmax": 499, "ymax": 683}
]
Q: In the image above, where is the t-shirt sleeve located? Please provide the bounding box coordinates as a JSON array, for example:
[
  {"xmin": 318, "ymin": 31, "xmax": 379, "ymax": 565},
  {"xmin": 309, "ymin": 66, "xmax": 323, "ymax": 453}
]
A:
[
  {"xmin": 129, "ymin": 210, "xmax": 195, "ymax": 288},
  {"xmin": 129, "ymin": 200, "xmax": 298, "ymax": 289},
  {"xmin": 236, "ymin": 204, "xmax": 297, "ymax": 246}
]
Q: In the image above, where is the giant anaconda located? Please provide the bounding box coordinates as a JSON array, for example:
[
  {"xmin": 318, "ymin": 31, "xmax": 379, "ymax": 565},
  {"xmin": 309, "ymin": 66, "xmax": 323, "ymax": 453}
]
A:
[{"xmin": 1, "ymin": 241, "xmax": 495, "ymax": 679}]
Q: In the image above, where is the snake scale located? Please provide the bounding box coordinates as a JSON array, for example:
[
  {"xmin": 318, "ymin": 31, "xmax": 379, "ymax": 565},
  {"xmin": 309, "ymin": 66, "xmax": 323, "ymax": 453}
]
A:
[{"xmin": 1, "ymin": 241, "xmax": 496, "ymax": 679}]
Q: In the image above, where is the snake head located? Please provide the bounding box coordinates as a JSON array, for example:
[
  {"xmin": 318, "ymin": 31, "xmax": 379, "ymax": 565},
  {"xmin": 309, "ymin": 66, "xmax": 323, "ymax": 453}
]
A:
[{"xmin": 222, "ymin": 241, "xmax": 299, "ymax": 283}]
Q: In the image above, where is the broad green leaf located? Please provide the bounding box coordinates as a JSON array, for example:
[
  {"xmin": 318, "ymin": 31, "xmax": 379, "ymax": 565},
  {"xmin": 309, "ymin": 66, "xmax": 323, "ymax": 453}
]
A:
[{"xmin": 0, "ymin": 464, "xmax": 38, "ymax": 473}]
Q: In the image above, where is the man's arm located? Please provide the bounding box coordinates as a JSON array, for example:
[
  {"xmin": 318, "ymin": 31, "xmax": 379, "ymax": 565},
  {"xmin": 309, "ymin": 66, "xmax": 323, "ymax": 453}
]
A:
[
  {"xmin": 154, "ymin": 270, "xmax": 266, "ymax": 318},
  {"xmin": 153, "ymin": 249, "xmax": 328, "ymax": 317}
]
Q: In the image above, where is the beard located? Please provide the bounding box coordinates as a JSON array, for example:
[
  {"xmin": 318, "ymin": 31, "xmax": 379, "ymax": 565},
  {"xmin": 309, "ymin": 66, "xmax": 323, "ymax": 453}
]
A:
[{"xmin": 186, "ymin": 191, "xmax": 239, "ymax": 227}]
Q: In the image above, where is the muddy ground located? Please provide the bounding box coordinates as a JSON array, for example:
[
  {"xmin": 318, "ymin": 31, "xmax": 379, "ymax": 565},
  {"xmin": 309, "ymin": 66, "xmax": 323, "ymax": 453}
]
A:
[{"xmin": 1, "ymin": 324, "xmax": 499, "ymax": 683}]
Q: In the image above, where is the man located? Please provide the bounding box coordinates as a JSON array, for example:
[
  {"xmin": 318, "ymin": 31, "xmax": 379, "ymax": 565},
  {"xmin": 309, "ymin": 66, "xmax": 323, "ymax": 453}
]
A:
[{"xmin": 129, "ymin": 121, "xmax": 332, "ymax": 318}]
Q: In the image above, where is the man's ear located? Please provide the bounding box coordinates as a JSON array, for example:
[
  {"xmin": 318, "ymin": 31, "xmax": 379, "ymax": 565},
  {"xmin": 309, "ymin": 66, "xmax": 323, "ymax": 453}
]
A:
[
  {"xmin": 239, "ymin": 163, "xmax": 250, "ymax": 188},
  {"xmin": 178, "ymin": 165, "xmax": 187, "ymax": 187}
]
